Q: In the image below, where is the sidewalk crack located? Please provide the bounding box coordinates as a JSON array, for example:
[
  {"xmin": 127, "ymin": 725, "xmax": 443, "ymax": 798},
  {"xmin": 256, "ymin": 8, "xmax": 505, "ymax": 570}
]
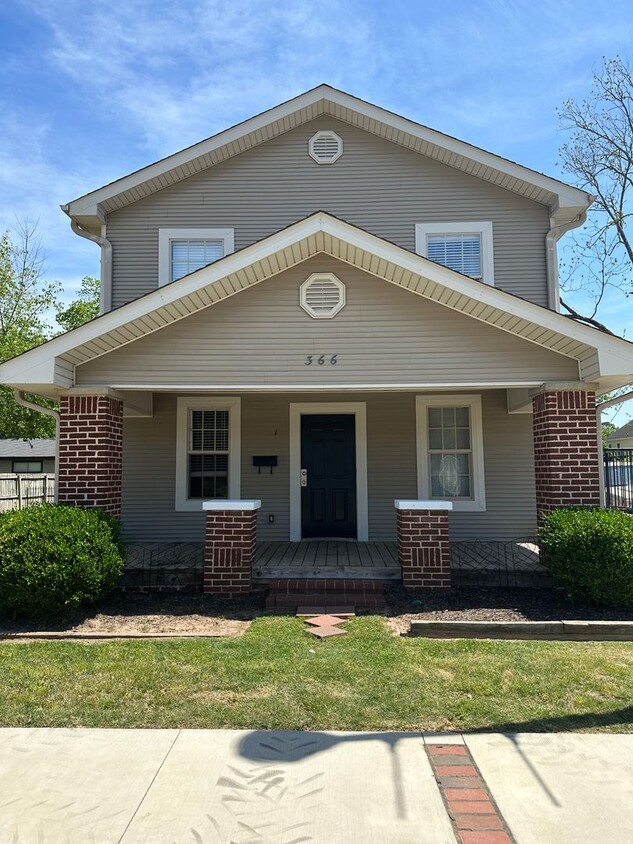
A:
[{"xmin": 117, "ymin": 729, "xmax": 181, "ymax": 843}]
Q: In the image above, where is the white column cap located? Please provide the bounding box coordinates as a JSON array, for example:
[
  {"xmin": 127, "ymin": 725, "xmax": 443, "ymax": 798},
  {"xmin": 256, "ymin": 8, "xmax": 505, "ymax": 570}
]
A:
[
  {"xmin": 394, "ymin": 499, "xmax": 453, "ymax": 511},
  {"xmin": 203, "ymin": 500, "xmax": 262, "ymax": 511}
]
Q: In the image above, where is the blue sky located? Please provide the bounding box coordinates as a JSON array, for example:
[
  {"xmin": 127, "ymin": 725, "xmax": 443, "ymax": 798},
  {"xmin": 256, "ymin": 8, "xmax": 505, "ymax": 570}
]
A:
[{"xmin": 0, "ymin": 0, "xmax": 632, "ymax": 420}]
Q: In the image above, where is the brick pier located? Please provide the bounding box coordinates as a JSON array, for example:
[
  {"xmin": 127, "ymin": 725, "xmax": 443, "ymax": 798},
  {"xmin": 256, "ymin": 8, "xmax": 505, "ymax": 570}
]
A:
[
  {"xmin": 395, "ymin": 500, "xmax": 452, "ymax": 589},
  {"xmin": 57, "ymin": 394, "xmax": 123, "ymax": 515},
  {"xmin": 532, "ymin": 386, "xmax": 600, "ymax": 520},
  {"xmin": 202, "ymin": 500, "xmax": 261, "ymax": 595}
]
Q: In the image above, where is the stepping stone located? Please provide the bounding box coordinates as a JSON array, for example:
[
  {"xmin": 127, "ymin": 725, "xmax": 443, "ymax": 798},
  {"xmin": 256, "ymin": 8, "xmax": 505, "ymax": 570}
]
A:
[
  {"xmin": 304, "ymin": 614, "xmax": 347, "ymax": 627},
  {"xmin": 308, "ymin": 625, "xmax": 347, "ymax": 638}
]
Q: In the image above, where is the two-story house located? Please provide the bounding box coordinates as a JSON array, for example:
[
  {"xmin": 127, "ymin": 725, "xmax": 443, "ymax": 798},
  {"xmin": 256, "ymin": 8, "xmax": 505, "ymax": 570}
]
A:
[{"xmin": 2, "ymin": 85, "xmax": 632, "ymax": 597}]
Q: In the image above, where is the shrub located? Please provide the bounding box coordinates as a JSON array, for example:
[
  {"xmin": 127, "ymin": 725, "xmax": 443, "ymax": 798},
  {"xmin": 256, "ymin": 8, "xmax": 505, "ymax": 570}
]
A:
[
  {"xmin": 0, "ymin": 503, "xmax": 124, "ymax": 617},
  {"xmin": 540, "ymin": 507, "xmax": 633, "ymax": 609}
]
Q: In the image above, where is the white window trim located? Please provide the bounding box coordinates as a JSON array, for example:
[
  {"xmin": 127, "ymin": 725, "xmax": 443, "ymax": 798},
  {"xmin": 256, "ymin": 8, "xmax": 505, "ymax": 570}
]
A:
[
  {"xmin": 289, "ymin": 402, "xmax": 368, "ymax": 541},
  {"xmin": 158, "ymin": 228, "xmax": 235, "ymax": 287},
  {"xmin": 175, "ymin": 397, "xmax": 241, "ymax": 511},
  {"xmin": 415, "ymin": 222, "xmax": 494, "ymax": 286},
  {"xmin": 415, "ymin": 394, "xmax": 486, "ymax": 512}
]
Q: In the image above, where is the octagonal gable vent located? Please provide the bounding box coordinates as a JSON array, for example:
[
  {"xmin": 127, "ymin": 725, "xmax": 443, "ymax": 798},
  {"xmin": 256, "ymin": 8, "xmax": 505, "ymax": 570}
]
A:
[
  {"xmin": 300, "ymin": 273, "xmax": 346, "ymax": 318},
  {"xmin": 309, "ymin": 130, "xmax": 343, "ymax": 164}
]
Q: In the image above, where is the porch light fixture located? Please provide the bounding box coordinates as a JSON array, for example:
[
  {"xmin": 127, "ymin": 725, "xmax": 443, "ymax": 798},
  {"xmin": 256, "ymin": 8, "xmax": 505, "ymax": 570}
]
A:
[{"xmin": 299, "ymin": 273, "xmax": 346, "ymax": 318}]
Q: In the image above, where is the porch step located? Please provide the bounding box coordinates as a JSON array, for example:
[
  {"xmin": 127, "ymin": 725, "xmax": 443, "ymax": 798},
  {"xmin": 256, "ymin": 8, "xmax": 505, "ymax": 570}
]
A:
[{"xmin": 265, "ymin": 578, "xmax": 386, "ymax": 610}]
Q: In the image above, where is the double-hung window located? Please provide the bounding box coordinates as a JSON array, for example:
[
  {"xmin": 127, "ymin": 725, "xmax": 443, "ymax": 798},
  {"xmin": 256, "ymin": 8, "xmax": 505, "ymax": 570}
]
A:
[
  {"xmin": 415, "ymin": 222, "xmax": 494, "ymax": 285},
  {"xmin": 175, "ymin": 397, "xmax": 241, "ymax": 510},
  {"xmin": 416, "ymin": 395, "xmax": 486, "ymax": 511},
  {"xmin": 158, "ymin": 228, "xmax": 234, "ymax": 287}
]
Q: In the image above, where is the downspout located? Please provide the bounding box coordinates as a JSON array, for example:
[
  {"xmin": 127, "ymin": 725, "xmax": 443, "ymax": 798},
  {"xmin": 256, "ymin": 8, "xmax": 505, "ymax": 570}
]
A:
[
  {"xmin": 596, "ymin": 389, "xmax": 633, "ymax": 505},
  {"xmin": 14, "ymin": 390, "xmax": 61, "ymax": 503},
  {"xmin": 545, "ymin": 211, "xmax": 587, "ymax": 311},
  {"xmin": 67, "ymin": 216, "xmax": 112, "ymax": 315}
]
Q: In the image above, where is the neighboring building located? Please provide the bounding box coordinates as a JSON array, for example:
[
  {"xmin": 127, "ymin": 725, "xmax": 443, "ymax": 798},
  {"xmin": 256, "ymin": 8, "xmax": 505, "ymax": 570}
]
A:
[
  {"xmin": 606, "ymin": 419, "xmax": 633, "ymax": 449},
  {"xmin": 1, "ymin": 85, "xmax": 632, "ymax": 593},
  {"xmin": 0, "ymin": 439, "xmax": 55, "ymax": 474}
]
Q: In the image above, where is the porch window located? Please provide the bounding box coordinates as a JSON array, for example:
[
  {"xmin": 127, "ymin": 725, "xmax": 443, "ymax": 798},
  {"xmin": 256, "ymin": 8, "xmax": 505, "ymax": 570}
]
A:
[
  {"xmin": 158, "ymin": 228, "xmax": 235, "ymax": 287},
  {"xmin": 416, "ymin": 395, "xmax": 486, "ymax": 511},
  {"xmin": 415, "ymin": 222, "xmax": 494, "ymax": 286},
  {"xmin": 188, "ymin": 410, "xmax": 229, "ymax": 499},
  {"xmin": 175, "ymin": 397, "xmax": 241, "ymax": 510}
]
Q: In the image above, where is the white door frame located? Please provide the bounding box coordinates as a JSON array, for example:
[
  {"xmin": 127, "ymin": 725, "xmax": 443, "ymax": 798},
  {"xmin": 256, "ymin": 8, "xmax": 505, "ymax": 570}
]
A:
[{"xmin": 289, "ymin": 402, "xmax": 368, "ymax": 542}]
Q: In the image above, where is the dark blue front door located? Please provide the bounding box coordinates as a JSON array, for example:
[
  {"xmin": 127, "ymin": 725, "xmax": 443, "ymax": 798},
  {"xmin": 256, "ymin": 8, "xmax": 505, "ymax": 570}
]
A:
[{"xmin": 300, "ymin": 414, "xmax": 357, "ymax": 538}]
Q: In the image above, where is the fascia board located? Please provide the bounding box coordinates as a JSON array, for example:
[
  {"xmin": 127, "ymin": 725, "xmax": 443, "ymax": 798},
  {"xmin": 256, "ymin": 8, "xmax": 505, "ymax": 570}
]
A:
[
  {"xmin": 323, "ymin": 89, "xmax": 591, "ymax": 209},
  {"xmin": 66, "ymin": 87, "xmax": 331, "ymax": 216},
  {"xmin": 2, "ymin": 212, "xmax": 631, "ymax": 386},
  {"xmin": 66, "ymin": 86, "xmax": 590, "ymax": 216}
]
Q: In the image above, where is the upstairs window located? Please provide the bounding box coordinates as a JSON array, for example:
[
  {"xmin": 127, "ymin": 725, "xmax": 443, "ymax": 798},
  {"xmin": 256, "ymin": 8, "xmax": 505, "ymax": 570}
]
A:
[
  {"xmin": 158, "ymin": 228, "xmax": 234, "ymax": 286},
  {"xmin": 415, "ymin": 222, "xmax": 494, "ymax": 285}
]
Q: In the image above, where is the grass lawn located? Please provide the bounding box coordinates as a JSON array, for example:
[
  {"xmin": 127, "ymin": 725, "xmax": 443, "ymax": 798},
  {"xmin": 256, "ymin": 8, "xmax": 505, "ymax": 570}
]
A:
[{"xmin": 0, "ymin": 616, "xmax": 631, "ymax": 732}]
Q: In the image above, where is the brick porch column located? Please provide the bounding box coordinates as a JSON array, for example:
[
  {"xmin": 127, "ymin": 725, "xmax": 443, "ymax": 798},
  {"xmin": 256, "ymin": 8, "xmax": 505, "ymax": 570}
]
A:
[
  {"xmin": 202, "ymin": 500, "xmax": 261, "ymax": 595},
  {"xmin": 58, "ymin": 395, "xmax": 123, "ymax": 515},
  {"xmin": 395, "ymin": 500, "xmax": 453, "ymax": 589},
  {"xmin": 532, "ymin": 385, "xmax": 600, "ymax": 521}
]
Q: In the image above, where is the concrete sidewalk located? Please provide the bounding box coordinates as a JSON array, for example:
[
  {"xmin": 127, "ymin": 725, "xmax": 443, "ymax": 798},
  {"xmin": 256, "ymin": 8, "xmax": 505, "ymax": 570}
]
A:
[{"xmin": 0, "ymin": 728, "xmax": 630, "ymax": 843}]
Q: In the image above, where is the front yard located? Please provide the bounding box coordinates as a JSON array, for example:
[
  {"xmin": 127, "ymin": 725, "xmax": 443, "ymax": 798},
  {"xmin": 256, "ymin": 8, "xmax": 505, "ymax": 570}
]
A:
[{"xmin": 0, "ymin": 616, "xmax": 631, "ymax": 732}]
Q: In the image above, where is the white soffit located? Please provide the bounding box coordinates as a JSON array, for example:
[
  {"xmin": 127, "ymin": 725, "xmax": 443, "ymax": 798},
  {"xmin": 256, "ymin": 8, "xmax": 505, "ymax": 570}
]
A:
[
  {"xmin": 64, "ymin": 85, "xmax": 591, "ymax": 228},
  {"xmin": 2, "ymin": 213, "xmax": 632, "ymax": 393}
]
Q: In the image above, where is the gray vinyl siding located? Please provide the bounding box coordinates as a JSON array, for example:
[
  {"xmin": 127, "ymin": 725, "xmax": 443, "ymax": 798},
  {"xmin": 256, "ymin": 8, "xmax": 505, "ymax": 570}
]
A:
[
  {"xmin": 78, "ymin": 257, "xmax": 578, "ymax": 388},
  {"xmin": 121, "ymin": 390, "xmax": 536, "ymax": 544},
  {"xmin": 106, "ymin": 117, "xmax": 551, "ymax": 309}
]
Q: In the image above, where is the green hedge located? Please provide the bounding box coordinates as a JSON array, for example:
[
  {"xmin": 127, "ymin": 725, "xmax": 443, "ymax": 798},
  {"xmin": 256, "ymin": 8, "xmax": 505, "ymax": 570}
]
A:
[
  {"xmin": 540, "ymin": 507, "xmax": 633, "ymax": 609},
  {"xmin": 0, "ymin": 504, "xmax": 124, "ymax": 617}
]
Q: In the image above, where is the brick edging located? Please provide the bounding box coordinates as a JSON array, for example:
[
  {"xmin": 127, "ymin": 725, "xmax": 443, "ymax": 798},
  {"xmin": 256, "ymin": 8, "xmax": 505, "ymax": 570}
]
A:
[{"xmin": 426, "ymin": 741, "xmax": 516, "ymax": 843}]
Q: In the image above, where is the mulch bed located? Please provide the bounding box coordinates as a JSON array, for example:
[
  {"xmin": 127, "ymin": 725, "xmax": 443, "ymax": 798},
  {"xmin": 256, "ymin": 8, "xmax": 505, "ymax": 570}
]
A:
[
  {"xmin": 383, "ymin": 584, "xmax": 633, "ymax": 635},
  {"xmin": 1, "ymin": 585, "xmax": 632, "ymax": 637}
]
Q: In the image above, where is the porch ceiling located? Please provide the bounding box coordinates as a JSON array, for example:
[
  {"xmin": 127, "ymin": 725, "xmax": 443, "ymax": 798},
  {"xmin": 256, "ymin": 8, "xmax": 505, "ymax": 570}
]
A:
[{"xmin": 1, "ymin": 213, "xmax": 632, "ymax": 395}]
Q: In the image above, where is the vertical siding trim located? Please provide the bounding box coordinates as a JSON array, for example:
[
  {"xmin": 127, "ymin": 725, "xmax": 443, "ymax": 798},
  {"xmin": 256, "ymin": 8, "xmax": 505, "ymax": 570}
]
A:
[{"xmin": 288, "ymin": 402, "xmax": 368, "ymax": 541}]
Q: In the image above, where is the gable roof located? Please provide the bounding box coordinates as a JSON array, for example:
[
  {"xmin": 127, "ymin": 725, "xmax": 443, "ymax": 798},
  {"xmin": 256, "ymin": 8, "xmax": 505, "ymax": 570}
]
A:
[
  {"xmin": 606, "ymin": 419, "xmax": 633, "ymax": 440},
  {"xmin": 1, "ymin": 213, "xmax": 631, "ymax": 397},
  {"xmin": 0, "ymin": 439, "xmax": 56, "ymax": 458},
  {"xmin": 63, "ymin": 84, "xmax": 592, "ymax": 233}
]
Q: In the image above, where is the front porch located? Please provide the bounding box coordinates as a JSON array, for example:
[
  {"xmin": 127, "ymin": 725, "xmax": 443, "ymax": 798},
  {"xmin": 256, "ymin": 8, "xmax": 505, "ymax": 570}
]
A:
[{"xmin": 120, "ymin": 537, "xmax": 553, "ymax": 592}]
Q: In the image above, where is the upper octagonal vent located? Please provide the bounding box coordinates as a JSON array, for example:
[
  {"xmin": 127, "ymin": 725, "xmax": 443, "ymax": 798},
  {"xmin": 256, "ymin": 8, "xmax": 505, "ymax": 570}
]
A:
[{"xmin": 309, "ymin": 130, "xmax": 343, "ymax": 164}]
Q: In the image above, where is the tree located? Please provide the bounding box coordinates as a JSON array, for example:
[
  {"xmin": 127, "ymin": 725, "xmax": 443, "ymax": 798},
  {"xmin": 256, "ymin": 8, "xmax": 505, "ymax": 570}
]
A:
[
  {"xmin": 558, "ymin": 56, "xmax": 633, "ymax": 332},
  {"xmin": 56, "ymin": 276, "xmax": 100, "ymax": 332},
  {"xmin": 0, "ymin": 225, "xmax": 100, "ymax": 440},
  {"xmin": 0, "ymin": 223, "xmax": 60, "ymax": 439}
]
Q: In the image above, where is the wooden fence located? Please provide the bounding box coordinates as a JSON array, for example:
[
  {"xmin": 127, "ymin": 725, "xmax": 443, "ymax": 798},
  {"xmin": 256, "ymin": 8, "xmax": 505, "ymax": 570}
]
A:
[{"xmin": 0, "ymin": 474, "xmax": 55, "ymax": 512}]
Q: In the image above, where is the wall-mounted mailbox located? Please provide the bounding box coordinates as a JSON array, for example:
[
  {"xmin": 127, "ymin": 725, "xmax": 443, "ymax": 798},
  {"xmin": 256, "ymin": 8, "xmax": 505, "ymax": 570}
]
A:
[{"xmin": 253, "ymin": 455, "xmax": 278, "ymax": 474}]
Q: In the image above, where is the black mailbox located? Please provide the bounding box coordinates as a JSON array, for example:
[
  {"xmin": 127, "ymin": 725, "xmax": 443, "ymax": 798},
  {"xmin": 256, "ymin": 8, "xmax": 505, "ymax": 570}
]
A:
[{"xmin": 253, "ymin": 455, "xmax": 278, "ymax": 474}]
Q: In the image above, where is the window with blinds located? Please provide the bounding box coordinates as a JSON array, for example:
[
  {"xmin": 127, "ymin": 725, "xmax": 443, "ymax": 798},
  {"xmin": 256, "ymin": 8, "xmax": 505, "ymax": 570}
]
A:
[
  {"xmin": 188, "ymin": 409, "xmax": 230, "ymax": 499},
  {"xmin": 427, "ymin": 234, "xmax": 482, "ymax": 279},
  {"xmin": 171, "ymin": 239, "xmax": 225, "ymax": 282}
]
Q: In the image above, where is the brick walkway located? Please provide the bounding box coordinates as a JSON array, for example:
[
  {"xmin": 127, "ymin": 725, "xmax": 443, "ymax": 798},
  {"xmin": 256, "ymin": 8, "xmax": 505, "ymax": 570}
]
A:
[{"xmin": 427, "ymin": 741, "xmax": 515, "ymax": 843}]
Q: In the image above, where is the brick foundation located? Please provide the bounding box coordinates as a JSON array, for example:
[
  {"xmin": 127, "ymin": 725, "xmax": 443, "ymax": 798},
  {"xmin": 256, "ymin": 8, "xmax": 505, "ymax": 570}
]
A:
[
  {"xmin": 396, "ymin": 507, "xmax": 451, "ymax": 589},
  {"xmin": 203, "ymin": 505, "xmax": 260, "ymax": 595},
  {"xmin": 58, "ymin": 395, "xmax": 123, "ymax": 515},
  {"xmin": 532, "ymin": 389, "xmax": 600, "ymax": 520}
]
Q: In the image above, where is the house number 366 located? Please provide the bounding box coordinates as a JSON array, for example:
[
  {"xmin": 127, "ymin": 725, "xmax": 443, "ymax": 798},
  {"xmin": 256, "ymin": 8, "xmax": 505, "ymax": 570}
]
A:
[{"xmin": 305, "ymin": 355, "xmax": 338, "ymax": 365}]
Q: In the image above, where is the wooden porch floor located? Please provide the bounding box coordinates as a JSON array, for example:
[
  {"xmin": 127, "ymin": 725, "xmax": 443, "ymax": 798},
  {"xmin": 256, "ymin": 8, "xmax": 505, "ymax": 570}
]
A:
[{"xmin": 253, "ymin": 540, "xmax": 401, "ymax": 581}]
